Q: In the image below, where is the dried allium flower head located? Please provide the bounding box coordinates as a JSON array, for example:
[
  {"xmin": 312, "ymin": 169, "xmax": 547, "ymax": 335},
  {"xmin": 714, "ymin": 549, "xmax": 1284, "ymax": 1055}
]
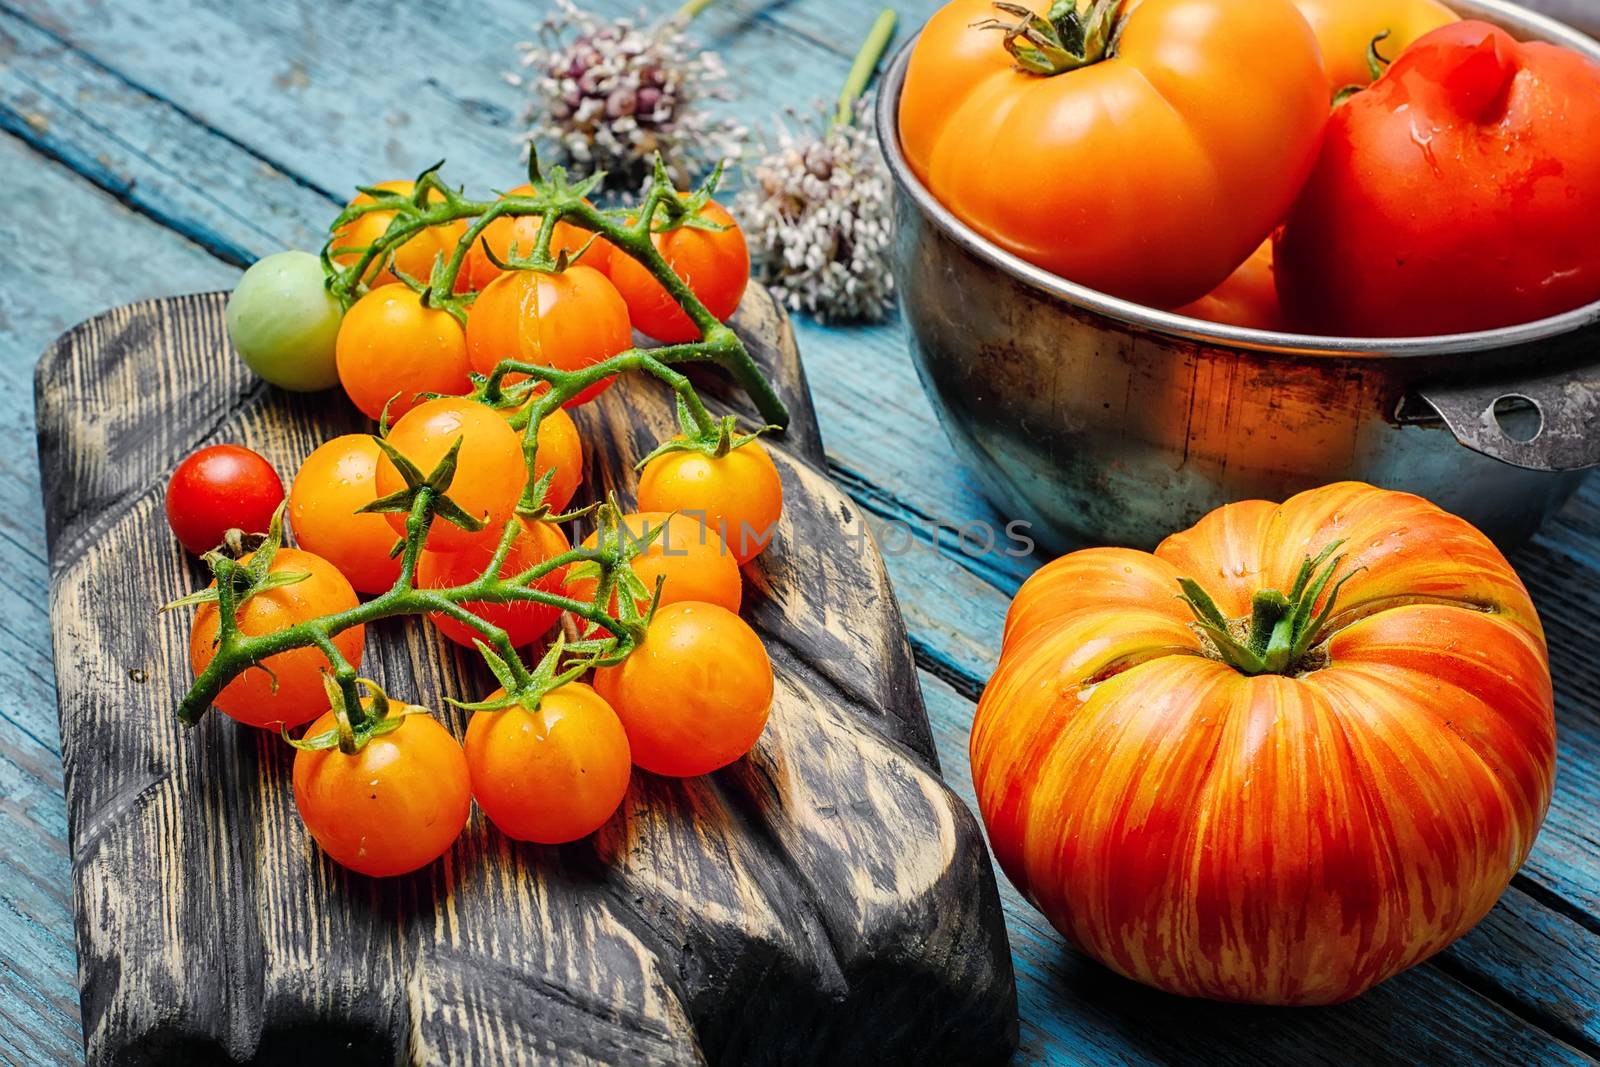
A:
[
  {"xmin": 509, "ymin": 0, "xmax": 746, "ymax": 192},
  {"xmin": 737, "ymin": 104, "xmax": 896, "ymax": 324}
]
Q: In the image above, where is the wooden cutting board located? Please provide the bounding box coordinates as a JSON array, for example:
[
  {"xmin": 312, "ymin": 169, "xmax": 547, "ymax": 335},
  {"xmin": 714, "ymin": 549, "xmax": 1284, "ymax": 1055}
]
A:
[{"xmin": 35, "ymin": 286, "xmax": 1018, "ymax": 1066}]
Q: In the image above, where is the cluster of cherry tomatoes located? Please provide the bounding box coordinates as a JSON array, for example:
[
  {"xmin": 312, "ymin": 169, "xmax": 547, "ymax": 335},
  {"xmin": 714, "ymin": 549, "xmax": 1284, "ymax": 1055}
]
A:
[{"xmin": 167, "ymin": 171, "xmax": 787, "ymax": 879}]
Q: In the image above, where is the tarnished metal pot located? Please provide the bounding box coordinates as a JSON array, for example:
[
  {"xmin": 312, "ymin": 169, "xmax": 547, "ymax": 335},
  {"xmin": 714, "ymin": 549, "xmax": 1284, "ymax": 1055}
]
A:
[{"xmin": 877, "ymin": 0, "xmax": 1600, "ymax": 552}]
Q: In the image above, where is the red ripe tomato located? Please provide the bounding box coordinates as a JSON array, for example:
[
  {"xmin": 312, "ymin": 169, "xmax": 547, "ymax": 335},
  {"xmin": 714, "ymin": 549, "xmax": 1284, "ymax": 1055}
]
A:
[
  {"xmin": 464, "ymin": 683, "xmax": 631, "ymax": 844},
  {"xmin": 416, "ymin": 518, "xmax": 570, "ymax": 648},
  {"xmin": 288, "ymin": 435, "xmax": 402, "ymax": 595},
  {"xmin": 464, "ymin": 265, "xmax": 632, "ymax": 407},
  {"xmin": 606, "ymin": 198, "xmax": 749, "ymax": 343},
  {"xmin": 165, "ymin": 445, "xmax": 285, "ymax": 556},
  {"xmin": 335, "ymin": 284, "xmax": 473, "ymax": 421},
  {"xmin": 973, "ymin": 483, "xmax": 1554, "ymax": 1004},
  {"xmin": 594, "ymin": 601, "xmax": 773, "ymax": 777},
  {"xmin": 458, "ymin": 185, "xmax": 613, "ymax": 292},
  {"xmin": 636, "ymin": 439, "xmax": 783, "ymax": 564},
  {"xmin": 331, "ymin": 180, "xmax": 465, "ymax": 289},
  {"xmin": 293, "ymin": 703, "xmax": 470, "ymax": 877},
  {"xmin": 189, "ymin": 547, "xmax": 366, "ymax": 730},
  {"xmin": 564, "ymin": 511, "xmax": 742, "ymax": 621},
  {"xmin": 1276, "ymin": 22, "xmax": 1600, "ymax": 336},
  {"xmin": 373, "ymin": 397, "xmax": 527, "ymax": 553}
]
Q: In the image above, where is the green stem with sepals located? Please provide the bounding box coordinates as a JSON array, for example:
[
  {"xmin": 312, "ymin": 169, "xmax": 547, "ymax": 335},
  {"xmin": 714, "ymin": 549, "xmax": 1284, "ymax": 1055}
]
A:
[
  {"xmin": 977, "ymin": 0, "xmax": 1123, "ymax": 76},
  {"xmin": 1176, "ymin": 541, "xmax": 1363, "ymax": 677}
]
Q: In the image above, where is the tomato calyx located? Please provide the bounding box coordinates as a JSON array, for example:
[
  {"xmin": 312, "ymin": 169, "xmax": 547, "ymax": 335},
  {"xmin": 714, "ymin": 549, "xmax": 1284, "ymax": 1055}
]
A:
[
  {"xmin": 636, "ymin": 394, "xmax": 776, "ymax": 470},
  {"xmin": 449, "ymin": 634, "xmax": 601, "ymax": 719},
  {"xmin": 565, "ymin": 499, "xmax": 669, "ymax": 643},
  {"xmin": 161, "ymin": 503, "xmax": 310, "ymax": 614},
  {"xmin": 1177, "ymin": 540, "xmax": 1363, "ymax": 677},
  {"xmin": 643, "ymin": 158, "xmax": 734, "ymax": 237},
  {"xmin": 283, "ymin": 675, "xmax": 412, "ymax": 756},
  {"xmin": 362, "ymin": 434, "xmax": 488, "ymax": 545},
  {"xmin": 976, "ymin": 0, "xmax": 1121, "ymax": 76}
]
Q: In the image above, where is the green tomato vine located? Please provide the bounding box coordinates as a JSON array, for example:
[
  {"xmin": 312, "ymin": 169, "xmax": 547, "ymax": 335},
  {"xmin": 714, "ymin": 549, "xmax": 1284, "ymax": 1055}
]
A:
[{"xmin": 171, "ymin": 155, "xmax": 789, "ymax": 744}]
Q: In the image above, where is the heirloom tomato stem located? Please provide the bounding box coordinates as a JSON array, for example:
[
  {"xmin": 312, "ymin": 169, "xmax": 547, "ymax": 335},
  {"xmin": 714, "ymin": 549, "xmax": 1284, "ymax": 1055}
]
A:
[
  {"xmin": 980, "ymin": 0, "xmax": 1122, "ymax": 76},
  {"xmin": 1176, "ymin": 541, "xmax": 1362, "ymax": 677}
]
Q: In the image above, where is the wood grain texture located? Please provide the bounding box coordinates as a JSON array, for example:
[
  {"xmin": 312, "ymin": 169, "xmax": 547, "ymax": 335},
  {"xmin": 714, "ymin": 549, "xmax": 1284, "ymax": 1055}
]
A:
[{"xmin": 35, "ymin": 287, "xmax": 1016, "ymax": 1065}]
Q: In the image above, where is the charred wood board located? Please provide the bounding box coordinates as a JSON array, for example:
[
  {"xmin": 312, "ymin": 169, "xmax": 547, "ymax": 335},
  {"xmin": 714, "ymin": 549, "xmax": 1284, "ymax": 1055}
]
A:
[{"xmin": 34, "ymin": 285, "xmax": 1018, "ymax": 1066}]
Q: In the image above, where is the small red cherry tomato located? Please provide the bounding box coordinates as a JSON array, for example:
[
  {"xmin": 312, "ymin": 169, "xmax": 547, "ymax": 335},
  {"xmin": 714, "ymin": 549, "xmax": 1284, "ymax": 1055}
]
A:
[
  {"xmin": 165, "ymin": 444, "xmax": 285, "ymax": 556},
  {"xmin": 606, "ymin": 198, "xmax": 749, "ymax": 344}
]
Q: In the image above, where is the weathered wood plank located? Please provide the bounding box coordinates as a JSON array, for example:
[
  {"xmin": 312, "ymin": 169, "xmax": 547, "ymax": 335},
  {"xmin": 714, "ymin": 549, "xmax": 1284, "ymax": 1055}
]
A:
[{"xmin": 36, "ymin": 289, "xmax": 1016, "ymax": 1065}]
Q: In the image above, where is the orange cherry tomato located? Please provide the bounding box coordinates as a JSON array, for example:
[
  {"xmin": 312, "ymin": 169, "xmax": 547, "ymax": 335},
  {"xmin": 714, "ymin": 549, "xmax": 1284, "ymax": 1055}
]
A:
[
  {"xmin": 465, "ymin": 264, "xmax": 633, "ymax": 407},
  {"xmin": 606, "ymin": 198, "xmax": 749, "ymax": 343},
  {"xmin": 335, "ymin": 284, "xmax": 472, "ymax": 421},
  {"xmin": 898, "ymin": 0, "xmax": 1328, "ymax": 308},
  {"xmin": 637, "ymin": 439, "xmax": 783, "ymax": 564},
  {"xmin": 1174, "ymin": 240, "xmax": 1283, "ymax": 333},
  {"xmin": 189, "ymin": 547, "xmax": 366, "ymax": 730},
  {"xmin": 331, "ymin": 180, "xmax": 466, "ymax": 289},
  {"xmin": 416, "ymin": 518, "xmax": 570, "ymax": 648},
  {"xmin": 565, "ymin": 511, "xmax": 742, "ymax": 621},
  {"xmin": 458, "ymin": 184, "xmax": 613, "ymax": 292},
  {"xmin": 1293, "ymin": 0, "xmax": 1458, "ymax": 95},
  {"xmin": 288, "ymin": 435, "xmax": 402, "ymax": 595},
  {"xmin": 293, "ymin": 703, "xmax": 470, "ymax": 877},
  {"xmin": 373, "ymin": 397, "xmax": 527, "ymax": 553},
  {"xmin": 464, "ymin": 683, "xmax": 632, "ymax": 844},
  {"xmin": 494, "ymin": 403, "xmax": 584, "ymax": 514},
  {"xmin": 594, "ymin": 601, "xmax": 772, "ymax": 777}
]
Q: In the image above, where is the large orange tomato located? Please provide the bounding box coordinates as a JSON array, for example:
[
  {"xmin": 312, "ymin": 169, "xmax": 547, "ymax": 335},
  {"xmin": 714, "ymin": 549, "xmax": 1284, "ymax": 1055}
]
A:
[
  {"xmin": 1293, "ymin": 0, "xmax": 1458, "ymax": 94},
  {"xmin": 1174, "ymin": 240, "xmax": 1282, "ymax": 331},
  {"xmin": 972, "ymin": 483, "xmax": 1555, "ymax": 1004},
  {"xmin": 465, "ymin": 265, "xmax": 633, "ymax": 406},
  {"xmin": 898, "ymin": 0, "xmax": 1328, "ymax": 308}
]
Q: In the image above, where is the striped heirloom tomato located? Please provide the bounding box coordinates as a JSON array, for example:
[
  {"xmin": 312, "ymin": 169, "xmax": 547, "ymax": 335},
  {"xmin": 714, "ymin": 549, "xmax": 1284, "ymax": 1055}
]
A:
[{"xmin": 972, "ymin": 483, "xmax": 1555, "ymax": 1004}]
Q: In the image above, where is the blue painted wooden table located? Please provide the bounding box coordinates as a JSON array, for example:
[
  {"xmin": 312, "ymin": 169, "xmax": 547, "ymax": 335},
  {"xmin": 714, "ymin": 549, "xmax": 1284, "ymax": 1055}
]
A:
[{"xmin": 3, "ymin": 1, "xmax": 1599, "ymax": 1063}]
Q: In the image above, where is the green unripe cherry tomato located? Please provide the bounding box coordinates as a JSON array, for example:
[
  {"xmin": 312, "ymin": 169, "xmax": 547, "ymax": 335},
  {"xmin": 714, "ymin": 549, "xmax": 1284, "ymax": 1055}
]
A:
[{"xmin": 225, "ymin": 251, "xmax": 343, "ymax": 391}]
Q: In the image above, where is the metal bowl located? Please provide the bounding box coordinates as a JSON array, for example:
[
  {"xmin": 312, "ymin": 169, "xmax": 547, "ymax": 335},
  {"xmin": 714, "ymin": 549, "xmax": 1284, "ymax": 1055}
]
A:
[{"xmin": 877, "ymin": 0, "xmax": 1600, "ymax": 552}]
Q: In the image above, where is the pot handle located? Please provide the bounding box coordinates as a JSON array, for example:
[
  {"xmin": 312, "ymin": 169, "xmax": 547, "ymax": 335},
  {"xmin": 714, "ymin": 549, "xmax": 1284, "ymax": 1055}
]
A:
[{"xmin": 1414, "ymin": 362, "xmax": 1600, "ymax": 473}]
